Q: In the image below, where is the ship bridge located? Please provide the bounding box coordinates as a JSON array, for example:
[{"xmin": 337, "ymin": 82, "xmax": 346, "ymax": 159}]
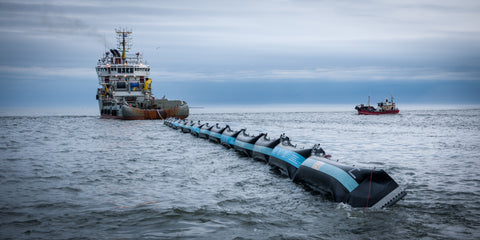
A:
[{"xmin": 96, "ymin": 29, "xmax": 152, "ymax": 94}]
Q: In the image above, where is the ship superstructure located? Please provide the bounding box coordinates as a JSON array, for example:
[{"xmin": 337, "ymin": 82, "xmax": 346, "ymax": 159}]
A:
[{"xmin": 96, "ymin": 29, "xmax": 188, "ymax": 120}]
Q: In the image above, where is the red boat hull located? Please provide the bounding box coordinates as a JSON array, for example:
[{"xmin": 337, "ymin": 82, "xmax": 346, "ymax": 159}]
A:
[{"xmin": 357, "ymin": 109, "xmax": 399, "ymax": 115}]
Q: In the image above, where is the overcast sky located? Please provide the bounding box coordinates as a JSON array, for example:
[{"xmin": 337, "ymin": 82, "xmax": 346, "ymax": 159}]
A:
[{"xmin": 0, "ymin": 0, "xmax": 479, "ymax": 108}]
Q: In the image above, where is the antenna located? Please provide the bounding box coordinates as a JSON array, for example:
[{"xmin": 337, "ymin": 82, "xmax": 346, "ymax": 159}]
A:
[
  {"xmin": 103, "ymin": 33, "xmax": 106, "ymax": 53},
  {"xmin": 115, "ymin": 28, "xmax": 132, "ymax": 61}
]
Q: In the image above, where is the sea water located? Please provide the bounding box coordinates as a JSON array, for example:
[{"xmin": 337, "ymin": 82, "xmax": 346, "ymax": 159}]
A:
[{"xmin": 0, "ymin": 105, "xmax": 479, "ymax": 239}]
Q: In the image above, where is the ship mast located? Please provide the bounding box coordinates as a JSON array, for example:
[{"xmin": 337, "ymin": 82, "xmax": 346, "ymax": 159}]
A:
[{"xmin": 115, "ymin": 28, "xmax": 132, "ymax": 62}]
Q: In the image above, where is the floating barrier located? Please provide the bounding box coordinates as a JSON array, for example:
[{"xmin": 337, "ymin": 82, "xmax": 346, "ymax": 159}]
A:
[
  {"xmin": 209, "ymin": 123, "xmax": 228, "ymax": 144},
  {"xmin": 252, "ymin": 134, "xmax": 281, "ymax": 163},
  {"xmin": 268, "ymin": 134, "xmax": 314, "ymax": 179},
  {"xmin": 220, "ymin": 126, "xmax": 244, "ymax": 149},
  {"xmin": 198, "ymin": 123, "xmax": 213, "ymax": 139},
  {"xmin": 180, "ymin": 120, "xmax": 192, "ymax": 133},
  {"xmin": 164, "ymin": 118, "xmax": 406, "ymax": 209},
  {"xmin": 233, "ymin": 130, "xmax": 266, "ymax": 157},
  {"xmin": 190, "ymin": 121, "xmax": 203, "ymax": 137},
  {"xmin": 293, "ymin": 147, "xmax": 406, "ymax": 208}
]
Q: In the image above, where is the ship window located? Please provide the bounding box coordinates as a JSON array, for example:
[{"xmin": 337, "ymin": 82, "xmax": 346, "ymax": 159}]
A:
[{"xmin": 117, "ymin": 82, "xmax": 126, "ymax": 89}]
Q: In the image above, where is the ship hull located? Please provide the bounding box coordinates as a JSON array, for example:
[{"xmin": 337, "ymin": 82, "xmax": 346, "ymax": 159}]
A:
[
  {"xmin": 100, "ymin": 103, "xmax": 189, "ymax": 120},
  {"xmin": 357, "ymin": 109, "xmax": 399, "ymax": 115}
]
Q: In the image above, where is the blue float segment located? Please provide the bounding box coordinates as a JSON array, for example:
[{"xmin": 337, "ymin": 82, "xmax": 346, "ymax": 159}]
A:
[
  {"xmin": 302, "ymin": 158, "xmax": 359, "ymax": 192},
  {"xmin": 253, "ymin": 145, "xmax": 273, "ymax": 156},
  {"xmin": 200, "ymin": 129, "xmax": 211, "ymax": 135},
  {"xmin": 210, "ymin": 132, "xmax": 222, "ymax": 139},
  {"xmin": 234, "ymin": 140, "xmax": 254, "ymax": 150},
  {"xmin": 271, "ymin": 147, "xmax": 306, "ymax": 168},
  {"xmin": 221, "ymin": 135, "xmax": 236, "ymax": 145},
  {"xmin": 191, "ymin": 127, "xmax": 200, "ymax": 133}
]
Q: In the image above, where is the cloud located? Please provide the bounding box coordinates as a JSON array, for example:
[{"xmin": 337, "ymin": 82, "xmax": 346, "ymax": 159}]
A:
[
  {"xmin": 0, "ymin": 1, "xmax": 108, "ymax": 46},
  {"xmin": 151, "ymin": 66, "xmax": 479, "ymax": 82},
  {"xmin": 0, "ymin": 0, "xmax": 479, "ymax": 85},
  {"xmin": 3, "ymin": 0, "xmax": 480, "ymax": 52},
  {"xmin": 3, "ymin": 64, "xmax": 474, "ymax": 84},
  {"xmin": 0, "ymin": 65, "xmax": 95, "ymax": 81}
]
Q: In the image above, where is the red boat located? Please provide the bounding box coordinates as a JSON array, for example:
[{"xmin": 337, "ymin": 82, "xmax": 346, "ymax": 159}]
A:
[{"xmin": 355, "ymin": 96, "xmax": 399, "ymax": 115}]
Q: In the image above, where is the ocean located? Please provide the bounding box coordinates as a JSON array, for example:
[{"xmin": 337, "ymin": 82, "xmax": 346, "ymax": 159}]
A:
[{"xmin": 1, "ymin": 105, "xmax": 479, "ymax": 239}]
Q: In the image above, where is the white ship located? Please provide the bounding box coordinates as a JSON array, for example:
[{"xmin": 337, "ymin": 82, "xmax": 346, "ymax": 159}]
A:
[{"xmin": 96, "ymin": 29, "xmax": 189, "ymax": 120}]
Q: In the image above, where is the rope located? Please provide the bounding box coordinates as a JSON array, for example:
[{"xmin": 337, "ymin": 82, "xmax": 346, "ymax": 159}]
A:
[
  {"xmin": 157, "ymin": 110, "xmax": 164, "ymax": 120},
  {"xmin": 366, "ymin": 167, "xmax": 374, "ymax": 209}
]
